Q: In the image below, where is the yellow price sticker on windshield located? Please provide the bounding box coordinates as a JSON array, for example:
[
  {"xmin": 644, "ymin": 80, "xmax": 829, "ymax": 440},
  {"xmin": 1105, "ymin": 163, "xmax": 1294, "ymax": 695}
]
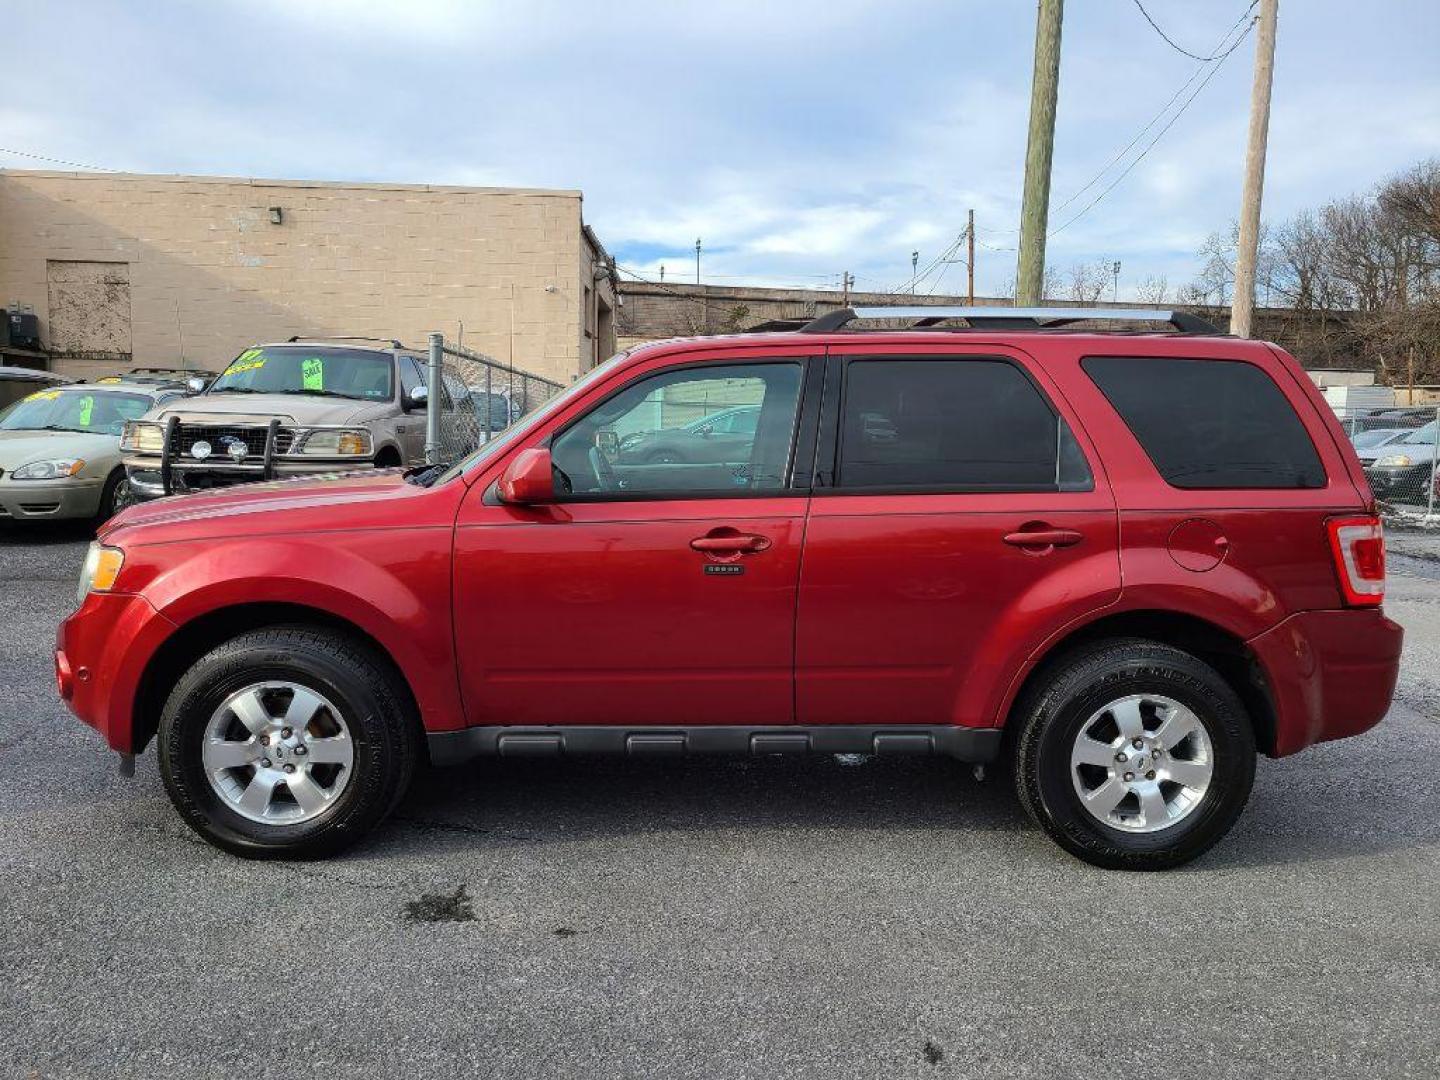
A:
[
  {"xmin": 97, "ymin": 377, "xmax": 122, "ymax": 384},
  {"xmin": 227, "ymin": 358, "xmax": 266, "ymax": 375},
  {"xmin": 25, "ymin": 390, "xmax": 61, "ymax": 402},
  {"xmin": 301, "ymin": 357, "xmax": 324, "ymax": 390}
]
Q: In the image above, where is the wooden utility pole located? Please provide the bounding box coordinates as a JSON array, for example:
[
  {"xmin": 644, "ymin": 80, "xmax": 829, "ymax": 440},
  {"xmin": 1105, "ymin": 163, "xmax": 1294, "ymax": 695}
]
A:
[
  {"xmin": 841, "ymin": 271, "xmax": 853, "ymax": 305},
  {"xmin": 1015, "ymin": 0, "xmax": 1063, "ymax": 307},
  {"xmin": 967, "ymin": 209, "xmax": 976, "ymax": 305},
  {"xmin": 1230, "ymin": 0, "xmax": 1278, "ymax": 338}
]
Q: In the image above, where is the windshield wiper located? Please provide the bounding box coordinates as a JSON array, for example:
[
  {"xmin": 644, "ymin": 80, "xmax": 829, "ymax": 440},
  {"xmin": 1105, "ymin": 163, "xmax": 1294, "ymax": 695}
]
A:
[
  {"xmin": 35, "ymin": 424, "xmax": 90, "ymax": 434},
  {"xmin": 290, "ymin": 388, "xmax": 364, "ymax": 399},
  {"xmin": 403, "ymin": 462, "xmax": 449, "ymax": 487},
  {"xmin": 209, "ymin": 386, "xmax": 259, "ymax": 394}
]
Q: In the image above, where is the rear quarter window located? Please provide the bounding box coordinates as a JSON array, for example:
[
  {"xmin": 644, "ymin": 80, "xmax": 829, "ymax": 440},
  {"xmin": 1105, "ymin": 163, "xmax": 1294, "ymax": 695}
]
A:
[{"xmin": 1082, "ymin": 355, "xmax": 1325, "ymax": 489}]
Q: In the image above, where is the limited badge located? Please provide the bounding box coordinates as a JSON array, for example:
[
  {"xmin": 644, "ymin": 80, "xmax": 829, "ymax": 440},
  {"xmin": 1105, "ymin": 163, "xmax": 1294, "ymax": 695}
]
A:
[{"xmin": 704, "ymin": 564, "xmax": 745, "ymax": 576}]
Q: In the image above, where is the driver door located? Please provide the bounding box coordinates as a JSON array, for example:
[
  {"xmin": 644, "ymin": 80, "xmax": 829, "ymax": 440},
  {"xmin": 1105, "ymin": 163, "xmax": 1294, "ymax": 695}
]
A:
[{"xmin": 452, "ymin": 355, "xmax": 819, "ymax": 729}]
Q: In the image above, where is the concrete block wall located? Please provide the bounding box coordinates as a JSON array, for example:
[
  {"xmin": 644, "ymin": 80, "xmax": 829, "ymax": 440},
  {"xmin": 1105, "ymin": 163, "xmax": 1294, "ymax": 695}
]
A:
[{"xmin": 0, "ymin": 170, "xmax": 608, "ymax": 384}]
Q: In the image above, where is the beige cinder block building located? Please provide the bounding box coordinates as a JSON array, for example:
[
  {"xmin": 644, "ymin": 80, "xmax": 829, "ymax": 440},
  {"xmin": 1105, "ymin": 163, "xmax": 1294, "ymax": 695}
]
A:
[{"xmin": 0, "ymin": 169, "xmax": 617, "ymax": 384}]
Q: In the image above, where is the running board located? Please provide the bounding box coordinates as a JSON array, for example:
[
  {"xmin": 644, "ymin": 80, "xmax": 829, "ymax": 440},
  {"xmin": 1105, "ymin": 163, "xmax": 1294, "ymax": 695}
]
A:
[{"xmin": 427, "ymin": 725, "xmax": 1002, "ymax": 767}]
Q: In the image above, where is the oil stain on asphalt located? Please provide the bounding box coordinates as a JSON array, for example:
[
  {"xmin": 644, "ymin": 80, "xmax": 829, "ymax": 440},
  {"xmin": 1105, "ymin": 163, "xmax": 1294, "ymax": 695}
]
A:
[{"xmin": 402, "ymin": 884, "xmax": 475, "ymax": 923}]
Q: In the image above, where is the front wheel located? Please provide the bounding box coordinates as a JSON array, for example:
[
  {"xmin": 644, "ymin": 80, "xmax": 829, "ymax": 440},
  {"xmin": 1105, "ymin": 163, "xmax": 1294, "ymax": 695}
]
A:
[
  {"xmin": 97, "ymin": 469, "xmax": 136, "ymax": 522},
  {"xmin": 157, "ymin": 626, "xmax": 420, "ymax": 859},
  {"xmin": 1013, "ymin": 639, "xmax": 1256, "ymax": 871}
]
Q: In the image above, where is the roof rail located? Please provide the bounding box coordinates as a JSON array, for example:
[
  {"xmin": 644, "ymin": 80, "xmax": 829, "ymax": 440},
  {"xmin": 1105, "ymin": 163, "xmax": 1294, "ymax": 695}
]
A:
[
  {"xmin": 286, "ymin": 335, "xmax": 407, "ymax": 349},
  {"xmin": 799, "ymin": 306, "xmax": 1222, "ymax": 335}
]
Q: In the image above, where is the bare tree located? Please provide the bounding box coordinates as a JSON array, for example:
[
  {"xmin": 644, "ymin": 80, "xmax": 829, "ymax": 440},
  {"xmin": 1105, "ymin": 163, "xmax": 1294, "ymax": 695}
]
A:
[
  {"xmin": 1065, "ymin": 261, "xmax": 1107, "ymax": 303},
  {"xmin": 1136, "ymin": 274, "xmax": 1169, "ymax": 305}
]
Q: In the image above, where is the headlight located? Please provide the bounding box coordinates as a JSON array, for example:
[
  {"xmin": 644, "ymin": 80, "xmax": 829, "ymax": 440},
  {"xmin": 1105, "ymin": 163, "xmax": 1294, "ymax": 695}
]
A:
[
  {"xmin": 76, "ymin": 542, "xmax": 125, "ymax": 605},
  {"xmin": 11, "ymin": 459, "xmax": 85, "ymax": 480},
  {"xmin": 120, "ymin": 421, "xmax": 166, "ymax": 453},
  {"xmin": 1375, "ymin": 454, "xmax": 1413, "ymax": 468},
  {"xmin": 292, "ymin": 428, "xmax": 373, "ymax": 456}
]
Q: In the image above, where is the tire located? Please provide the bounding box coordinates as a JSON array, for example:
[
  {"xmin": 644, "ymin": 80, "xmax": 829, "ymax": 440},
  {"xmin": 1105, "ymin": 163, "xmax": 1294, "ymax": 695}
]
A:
[
  {"xmin": 96, "ymin": 469, "xmax": 136, "ymax": 522},
  {"xmin": 1012, "ymin": 638, "xmax": 1256, "ymax": 871},
  {"xmin": 157, "ymin": 626, "xmax": 420, "ymax": 859}
]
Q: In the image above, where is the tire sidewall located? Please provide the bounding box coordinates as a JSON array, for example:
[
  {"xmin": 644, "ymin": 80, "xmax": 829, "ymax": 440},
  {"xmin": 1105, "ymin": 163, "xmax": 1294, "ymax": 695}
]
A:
[{"xmin": 158, "ymin": 637, "xmax": 395, "ymax": 857}]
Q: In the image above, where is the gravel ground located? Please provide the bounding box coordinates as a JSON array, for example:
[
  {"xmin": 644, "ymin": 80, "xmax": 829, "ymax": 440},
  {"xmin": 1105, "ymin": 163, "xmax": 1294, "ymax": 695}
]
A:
[{"xmin": 1, "ymin": 522, "xmax": 1436, "ymax": 1080}]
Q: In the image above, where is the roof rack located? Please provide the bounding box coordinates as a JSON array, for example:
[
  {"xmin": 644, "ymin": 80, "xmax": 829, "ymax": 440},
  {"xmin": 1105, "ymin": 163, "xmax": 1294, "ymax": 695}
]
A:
[
  {"xmin": 286, "ymin": 335, "xmax": 407, "ymax": 349},
  {"xmin": 799, "ymin": 306, "xmax": 1222, "ymax": 335}
]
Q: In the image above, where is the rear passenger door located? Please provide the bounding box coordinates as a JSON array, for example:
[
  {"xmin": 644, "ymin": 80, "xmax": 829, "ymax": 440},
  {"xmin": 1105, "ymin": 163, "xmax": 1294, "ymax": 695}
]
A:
[{"xmin": 794, "ymin": 346, "xmax": 1121, "ymax": 729}]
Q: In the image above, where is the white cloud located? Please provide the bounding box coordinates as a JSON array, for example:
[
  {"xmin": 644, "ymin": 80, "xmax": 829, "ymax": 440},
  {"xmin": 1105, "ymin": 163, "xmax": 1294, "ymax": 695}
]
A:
[{"xmin": 3, "ymin": 0, "xmax": 1437, "ymax": 299}]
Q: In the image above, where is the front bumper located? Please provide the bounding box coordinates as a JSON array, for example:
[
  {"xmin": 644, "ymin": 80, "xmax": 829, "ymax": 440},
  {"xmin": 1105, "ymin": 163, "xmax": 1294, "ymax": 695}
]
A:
[
  {"xmin": 126, "ymin": 458, "xmax": 376, "ymax": 499},
  {"xmin": 1363, "ymin": 464, "xmax": 1431, "ymax": 500},
  {"xmin": 1247, "ymin": 608, "xmax": 1403, "ymax": 756},
  {"xmin": 0, "ymin": 478, "xmax": 105, "ymax": 520},
  {"xmin": 56, "ymin": 590, "xmax": 177, "ymax": 753}
]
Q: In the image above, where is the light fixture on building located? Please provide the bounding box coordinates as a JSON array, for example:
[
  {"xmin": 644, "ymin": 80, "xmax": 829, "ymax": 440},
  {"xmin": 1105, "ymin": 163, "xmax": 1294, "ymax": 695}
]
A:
[{"xmin": 268, "ymin": 206, "xmax": 283, "ymax": 225}]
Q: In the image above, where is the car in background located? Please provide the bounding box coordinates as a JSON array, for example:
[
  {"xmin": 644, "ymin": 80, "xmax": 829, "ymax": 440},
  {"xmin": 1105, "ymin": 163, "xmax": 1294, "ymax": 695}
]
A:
[
  {"xmin": 0, "ymin": 381, "xmax": 186, "ymax": 522},
  {"xmin": 120, "ymin": 340, "xmax": 433, "ymax": 498},
  {"xmin": 1364, "ymin": 420, "xmax": 1439, "ymax": 502},
  {"xmin": 0, "ymin": 366, "xmax": 71, "ymax": 412},
  {"xmin": 1351, "ymin": 427, "xmax": 1411, "ymax": 464},
  {"xmin": 96, "ymin": 367, "xmax": 219, "ymax": 393},
  {"xmin": 618, "ymin": 405, "xmax": 762, "ymax": 465}
]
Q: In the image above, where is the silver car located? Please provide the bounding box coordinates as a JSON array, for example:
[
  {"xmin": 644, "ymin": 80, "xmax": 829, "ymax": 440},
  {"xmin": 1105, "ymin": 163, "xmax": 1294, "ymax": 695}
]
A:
[
  {"xmin": 0, "ymin": 382, "xmax": 184, "ymax": 522},
  {"xmin": 121, "ymin": 341, "xmax": 434, "ymax": 498}
]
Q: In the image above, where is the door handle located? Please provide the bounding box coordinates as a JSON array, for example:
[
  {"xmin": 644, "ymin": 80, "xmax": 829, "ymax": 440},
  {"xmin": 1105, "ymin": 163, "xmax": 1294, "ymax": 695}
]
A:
[
  {"xmin": 690, "ymin": 532, "xmax": 772, "ymax": 555},
  {"xmin": 1002, "ymin": 528, "xmax": 1083, "ymax": 549}
]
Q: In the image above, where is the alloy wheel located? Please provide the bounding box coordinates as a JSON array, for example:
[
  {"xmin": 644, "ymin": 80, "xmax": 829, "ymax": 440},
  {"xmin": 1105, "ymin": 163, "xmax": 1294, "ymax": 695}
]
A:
[
  {"xmin": 201, "ymin": 681, "xmax": 355, "ymax": 824},
  {"xmin": 1069, "ymin": 693, "xmax": 1214, "ymax": 834}
]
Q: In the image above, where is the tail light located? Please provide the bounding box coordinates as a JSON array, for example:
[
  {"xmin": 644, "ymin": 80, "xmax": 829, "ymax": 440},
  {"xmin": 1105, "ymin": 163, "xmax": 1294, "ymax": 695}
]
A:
[{"xmin": 1326, "ymin": 516, "xmax": 1385, "ymax": 607}]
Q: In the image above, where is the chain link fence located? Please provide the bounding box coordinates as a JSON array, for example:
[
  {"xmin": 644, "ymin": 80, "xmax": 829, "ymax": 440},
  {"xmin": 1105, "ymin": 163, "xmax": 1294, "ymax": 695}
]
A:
[
  {"xmin": 1334, "ymin": 405, "xmax": 1440, "ymax": 525},
  {"xmin": 423, "ymin": 334, "xmax": 567, "ymax": 464}
]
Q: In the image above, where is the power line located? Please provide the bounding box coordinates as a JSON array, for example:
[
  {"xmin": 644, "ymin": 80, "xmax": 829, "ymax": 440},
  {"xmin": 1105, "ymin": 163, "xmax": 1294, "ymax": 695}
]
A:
[
  {"xmin": 1051, "ymin": 6, "xmax": 1255, "ymax": 218},
  {"xmin": 1131, "ymin": 0, "xmax": 1257, "ymax": 62},
  {"xmin": 0, "ymin": 145, "xmax": 118, "ymax": 172},
  {"xmin": 1048, "ymin": 16, "xmax": 1254, "ymax": 239}
]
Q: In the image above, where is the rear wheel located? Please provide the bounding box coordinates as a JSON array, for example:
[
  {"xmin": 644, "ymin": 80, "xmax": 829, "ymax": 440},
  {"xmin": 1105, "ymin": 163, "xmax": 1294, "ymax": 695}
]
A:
[
  {"xmin": 1013, "ymin": 639, "xmax": 1256, "ymax": 870},
  {"xmin": 157, "ymin": 626, "xmax": 420, "ymax": 859}
]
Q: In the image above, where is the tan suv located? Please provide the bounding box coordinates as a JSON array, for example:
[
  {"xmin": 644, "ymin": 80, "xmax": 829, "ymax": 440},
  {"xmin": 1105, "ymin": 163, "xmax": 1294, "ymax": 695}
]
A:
[{"xmin": 121, "ymin": 340, "xmax": 433, "ymax": 497}]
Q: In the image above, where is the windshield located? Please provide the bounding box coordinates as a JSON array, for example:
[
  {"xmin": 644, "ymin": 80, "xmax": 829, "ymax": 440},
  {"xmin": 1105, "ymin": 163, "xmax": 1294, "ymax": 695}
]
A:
[
  {"xmin": 0, "ymin": 388, "xmax": 153, "ymax": 435},
  {"xmin": 429, "ymin": 351, "xmax": 631, "ymax": 486},
  {"xmin": 208, "ymin": 346, "xmax": 394, "ymax": 401},
  {"xmin": 1399, "ymin": 421, "xmax": 1438, "ymax": 446}
]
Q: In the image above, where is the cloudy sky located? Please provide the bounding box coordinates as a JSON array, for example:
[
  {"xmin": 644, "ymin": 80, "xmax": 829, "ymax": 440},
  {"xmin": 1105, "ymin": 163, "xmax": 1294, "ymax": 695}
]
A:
[{"xmin": 5, "ymin": 0, "xmax": 1438, "ymax": 300}]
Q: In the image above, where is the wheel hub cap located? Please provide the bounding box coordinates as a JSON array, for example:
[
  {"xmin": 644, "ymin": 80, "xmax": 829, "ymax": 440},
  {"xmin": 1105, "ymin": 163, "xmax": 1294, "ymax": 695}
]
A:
[
  {"xmin": 201, "ymin": 681, "xmax": 355, "ymax": 825},
  {"xmin": 1069, "ymin": 693, "xmax": 1214, "ymax": 834}
]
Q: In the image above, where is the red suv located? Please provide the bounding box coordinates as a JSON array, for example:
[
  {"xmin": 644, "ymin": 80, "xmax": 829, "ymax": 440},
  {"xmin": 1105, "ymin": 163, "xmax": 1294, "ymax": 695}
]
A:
[{"xmin": 55, "ymin": 308, "xmax": 1402, "ymax": 869}]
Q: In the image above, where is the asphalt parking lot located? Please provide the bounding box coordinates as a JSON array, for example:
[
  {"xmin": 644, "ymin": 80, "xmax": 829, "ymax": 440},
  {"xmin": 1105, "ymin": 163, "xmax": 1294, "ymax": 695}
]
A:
[{"xmin": 1, "ymin": 524, "xmax": 1436, "ymax": 1080}]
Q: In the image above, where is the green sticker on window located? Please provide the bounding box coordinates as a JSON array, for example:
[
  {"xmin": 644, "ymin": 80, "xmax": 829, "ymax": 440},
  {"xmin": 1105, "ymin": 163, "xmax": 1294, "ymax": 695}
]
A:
[
  {"xmin": 301, "ymin": 357, "xmax": 324, "ymax": 390},
  {"xmin": 77, "ymin": 395, "xmax": 94, "ymax": 427}
]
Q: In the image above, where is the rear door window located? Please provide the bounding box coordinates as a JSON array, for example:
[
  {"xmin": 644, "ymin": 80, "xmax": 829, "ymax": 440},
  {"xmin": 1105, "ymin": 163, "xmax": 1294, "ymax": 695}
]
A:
[
  {"xmin": 1083, "ymin": 356, "xmax": 1325, "ymax": 489},
  {"xmin": 836, "ymin": 357, "xmax": 1092, "ymax": 492}
]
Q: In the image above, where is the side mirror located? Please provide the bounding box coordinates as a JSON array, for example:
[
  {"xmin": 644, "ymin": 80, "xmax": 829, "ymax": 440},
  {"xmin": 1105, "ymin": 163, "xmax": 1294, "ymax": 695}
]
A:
[
  {"xmin": 407, "ymin": 385, "xmax": 428, "ymax": 411},
  {"xmin": 497, "ymin": 447, "xmax": 555, "ymax": 505},
  {"xmin": 186, "ymin": 377, "xmax": 208, "ymax": 395},
  {"xmin": 595, "ymin": 430, "xmax": 619, "ymax": 456}
]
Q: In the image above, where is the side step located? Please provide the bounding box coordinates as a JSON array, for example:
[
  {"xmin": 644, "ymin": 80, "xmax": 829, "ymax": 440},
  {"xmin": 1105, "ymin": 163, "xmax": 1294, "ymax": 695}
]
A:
[{"xmin": 427, "ymin": 725, "xmax": 1002, "ymax": 767}]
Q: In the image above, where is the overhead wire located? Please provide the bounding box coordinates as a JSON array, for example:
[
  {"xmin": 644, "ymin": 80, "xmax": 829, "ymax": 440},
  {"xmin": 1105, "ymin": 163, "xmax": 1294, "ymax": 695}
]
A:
[{"xmin": 1131, "ymin": 0, "xmax": 1257, "ymax": 62}]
